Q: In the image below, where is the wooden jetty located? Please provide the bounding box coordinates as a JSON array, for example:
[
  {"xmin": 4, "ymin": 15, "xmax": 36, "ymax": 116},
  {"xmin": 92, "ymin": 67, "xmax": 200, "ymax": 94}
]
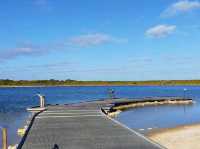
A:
[{"xmin": 17, "ymin": 99, "xmax": 167, "ymax": 149}]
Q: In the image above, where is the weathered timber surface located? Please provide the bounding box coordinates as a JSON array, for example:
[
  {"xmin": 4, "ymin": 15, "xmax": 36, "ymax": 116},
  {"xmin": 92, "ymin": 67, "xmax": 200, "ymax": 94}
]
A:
[{"xmin": 19, "ymin": 99, "xmax": 165, "ymax": 149}]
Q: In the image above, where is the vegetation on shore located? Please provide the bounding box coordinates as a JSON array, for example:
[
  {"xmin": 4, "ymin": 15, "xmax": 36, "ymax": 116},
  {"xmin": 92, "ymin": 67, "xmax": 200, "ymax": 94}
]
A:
[{"xmin": 1, "ymin": 79, "xmax": 200, "ymax": 86}]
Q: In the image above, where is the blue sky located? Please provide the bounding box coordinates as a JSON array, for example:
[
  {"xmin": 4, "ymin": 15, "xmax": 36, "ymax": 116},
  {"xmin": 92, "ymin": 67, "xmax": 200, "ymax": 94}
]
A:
[{"xmin": 0, "ymin": 0, "xmax": 200, "ymax": 81}]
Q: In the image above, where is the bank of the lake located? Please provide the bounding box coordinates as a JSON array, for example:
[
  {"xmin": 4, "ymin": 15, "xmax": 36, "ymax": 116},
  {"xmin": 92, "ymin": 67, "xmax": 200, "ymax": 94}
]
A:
[
  {"xmin": 148, "ymin": 123, "xmax": 200, "ymax": 149},
  {"xmin": 3, "ymin": 79, "xmax": 200, "ymax": 87}
]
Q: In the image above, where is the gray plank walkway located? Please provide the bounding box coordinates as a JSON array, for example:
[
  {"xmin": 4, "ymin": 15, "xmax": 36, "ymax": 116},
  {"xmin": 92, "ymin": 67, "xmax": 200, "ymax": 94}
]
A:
[{"xmin": 20, "ymin": 101, "xmax": 165, "ymax": 149}]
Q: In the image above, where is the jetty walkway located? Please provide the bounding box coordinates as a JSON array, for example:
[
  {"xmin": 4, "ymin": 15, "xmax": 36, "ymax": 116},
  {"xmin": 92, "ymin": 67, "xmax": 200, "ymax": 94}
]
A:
[{"xmin": 18, "ymin": 99, "xmax": 165, "ymax": 149}]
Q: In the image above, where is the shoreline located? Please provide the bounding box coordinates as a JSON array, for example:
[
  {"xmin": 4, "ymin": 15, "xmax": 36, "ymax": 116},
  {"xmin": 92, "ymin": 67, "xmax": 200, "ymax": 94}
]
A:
[
  {"xmin": 1, "ymin": 84, "xmax": 200, "ymax": 88},
  {"xmin": 147, "ymin": 123, "xmax": 200, "ymax": 149},
  {"xmin": 2, "ymin": 79, "xmax": 200, "ymax": 87}
]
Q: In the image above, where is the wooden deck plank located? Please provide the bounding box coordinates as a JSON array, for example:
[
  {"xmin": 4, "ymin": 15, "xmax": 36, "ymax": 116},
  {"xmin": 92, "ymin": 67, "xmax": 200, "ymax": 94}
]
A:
[{"xmin": 19, "ymin": 100, "xmax": 165, "ymax": 149}]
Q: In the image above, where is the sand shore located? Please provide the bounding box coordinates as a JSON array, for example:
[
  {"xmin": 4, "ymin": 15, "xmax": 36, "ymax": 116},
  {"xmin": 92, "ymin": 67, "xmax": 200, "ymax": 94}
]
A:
[{"xmin": 148, "ymin": 123, "xmax": 200, "ymax": 149}]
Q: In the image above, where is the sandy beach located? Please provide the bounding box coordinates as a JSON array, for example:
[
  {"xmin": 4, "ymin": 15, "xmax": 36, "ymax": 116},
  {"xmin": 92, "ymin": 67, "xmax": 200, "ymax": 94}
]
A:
[{"xmin": 148, "ymin": 123, "xmax": 200, "ymax": 149}]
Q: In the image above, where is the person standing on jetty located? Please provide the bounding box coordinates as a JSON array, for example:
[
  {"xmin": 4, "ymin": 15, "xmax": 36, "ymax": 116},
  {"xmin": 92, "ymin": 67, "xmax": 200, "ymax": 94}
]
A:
[{"xmin": 108, "ymin": 89, "xmax": 116, "ymax": 99}]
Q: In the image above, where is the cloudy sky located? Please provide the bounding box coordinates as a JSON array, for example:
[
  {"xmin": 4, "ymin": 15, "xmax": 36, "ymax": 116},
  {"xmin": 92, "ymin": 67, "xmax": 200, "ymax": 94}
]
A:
[{"xmin": 0, "ymin": 0, "xmax": 200, "ymax": 81}]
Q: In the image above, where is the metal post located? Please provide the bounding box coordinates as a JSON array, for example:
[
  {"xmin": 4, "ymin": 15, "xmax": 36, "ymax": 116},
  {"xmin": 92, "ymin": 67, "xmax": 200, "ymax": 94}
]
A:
[
  {"xmin": 183, "ymin": 88, "xmax": 187, "ymax": 99},
  {"xmin": 37, "ymin": 94, "xmax": 45, "ymax": 108},
  {"xmin": 2, "ymin": 128, "xmax": 7, "ymax": 149},
  {"xmin": 42, "ymin": 96, "xmax": 45, "ymax": 108}
]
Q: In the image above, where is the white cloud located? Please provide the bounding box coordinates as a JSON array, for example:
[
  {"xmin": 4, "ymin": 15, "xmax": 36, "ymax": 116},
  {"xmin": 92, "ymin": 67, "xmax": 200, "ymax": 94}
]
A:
[
  {"xmin": 162, "ymin": 0, "xmax": 200, "ymax": 17},
  {"xmin": 0, "ymin": 43, "xmax": 47, "ymax": 62},
  {"xmin": 146, "ymin": 25, "xmax": 176, "ymax": 38},
  {"xmin": 0, "ymin": 33, "xmax": 127, "ymax": 62},
  {"xmin": 68, "ymin": 33, "xmax": 127, "ymax": 47}
]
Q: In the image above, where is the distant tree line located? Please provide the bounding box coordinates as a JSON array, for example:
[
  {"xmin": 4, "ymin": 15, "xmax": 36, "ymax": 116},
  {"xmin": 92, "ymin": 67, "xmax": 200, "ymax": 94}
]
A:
[{"xmin": 1, "ymin": 79, "xmax": 200, "ymax": 86}]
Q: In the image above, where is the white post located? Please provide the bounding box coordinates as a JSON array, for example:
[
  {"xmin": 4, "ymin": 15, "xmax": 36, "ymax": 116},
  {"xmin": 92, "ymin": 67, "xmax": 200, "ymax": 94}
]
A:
[
  {"xmin": 37, "ymin": 94, "xmax": 45, "ymax": 108},
  {"xmin": 42, "ymin": 96, "xmax": 45, "ymax": 108}
]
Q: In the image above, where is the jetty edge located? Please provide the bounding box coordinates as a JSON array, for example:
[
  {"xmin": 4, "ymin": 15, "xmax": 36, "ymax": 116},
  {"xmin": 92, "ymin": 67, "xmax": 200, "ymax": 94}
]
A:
[
  {"xmin": 106, "ymin": 97, "xmax": 193, "ymax": 117},
  {"xmin": 16, "ymin": 97, "xmax": 192, "ymax": 149}
]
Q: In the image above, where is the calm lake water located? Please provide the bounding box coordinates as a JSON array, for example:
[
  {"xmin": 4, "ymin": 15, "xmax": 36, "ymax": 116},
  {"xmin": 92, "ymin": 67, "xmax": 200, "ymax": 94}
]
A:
[{"xmin": 0, "ymin": 86, "xmax": 200, "ymax": 146}]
